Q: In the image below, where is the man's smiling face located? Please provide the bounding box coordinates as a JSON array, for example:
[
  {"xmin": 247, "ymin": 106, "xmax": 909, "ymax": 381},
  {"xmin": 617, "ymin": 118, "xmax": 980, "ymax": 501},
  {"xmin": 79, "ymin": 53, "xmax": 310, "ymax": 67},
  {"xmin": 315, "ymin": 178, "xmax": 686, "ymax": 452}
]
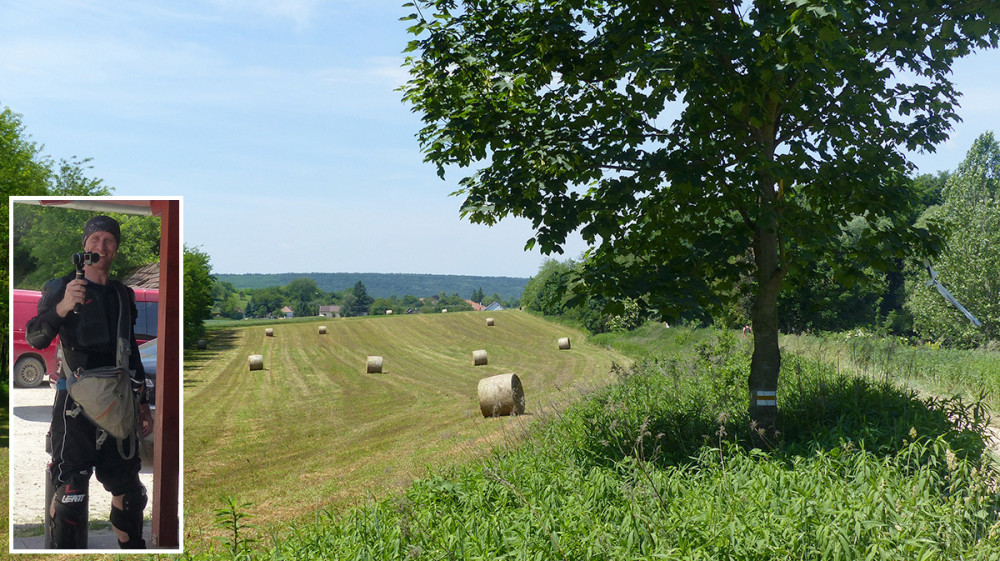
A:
[{"xmin": 83, "ymin": 230, "xmax": 118, "ymax": 270}]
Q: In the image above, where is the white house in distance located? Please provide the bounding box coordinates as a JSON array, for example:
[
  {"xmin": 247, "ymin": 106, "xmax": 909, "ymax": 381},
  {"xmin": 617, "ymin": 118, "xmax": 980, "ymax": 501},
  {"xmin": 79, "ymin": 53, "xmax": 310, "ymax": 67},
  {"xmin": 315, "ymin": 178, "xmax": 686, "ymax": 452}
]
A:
[
  {"xmin": 319, "ymin": 305, "xmax": 342, "ymax": 318},
  {"xmin": 466, "ymin": 300, "xmax": 505, "ymax": 312},
  {"xmin": 280, "ymin": 306, "xmax": 294, "ymax": 318}
]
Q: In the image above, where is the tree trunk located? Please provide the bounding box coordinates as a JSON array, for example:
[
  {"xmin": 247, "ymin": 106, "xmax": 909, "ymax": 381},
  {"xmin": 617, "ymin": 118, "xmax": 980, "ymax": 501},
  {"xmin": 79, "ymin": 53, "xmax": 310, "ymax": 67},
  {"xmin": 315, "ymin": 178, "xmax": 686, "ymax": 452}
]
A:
[
  {"xmin": 748, "ymin": 90, "xmax": 784, "ymax": 445},
  {"xmin": 749, "ymin": 197, "xmax": 784, "ymax": 444}
]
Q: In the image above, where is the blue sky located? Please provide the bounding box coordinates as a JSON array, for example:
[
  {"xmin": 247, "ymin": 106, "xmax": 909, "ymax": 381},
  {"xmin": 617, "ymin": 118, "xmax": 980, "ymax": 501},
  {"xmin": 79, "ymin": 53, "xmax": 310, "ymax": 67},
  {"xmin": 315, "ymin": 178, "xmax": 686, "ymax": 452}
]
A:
[{"xmin": 3, "ymin": 1, "xmax": 999, "ymax": 277}]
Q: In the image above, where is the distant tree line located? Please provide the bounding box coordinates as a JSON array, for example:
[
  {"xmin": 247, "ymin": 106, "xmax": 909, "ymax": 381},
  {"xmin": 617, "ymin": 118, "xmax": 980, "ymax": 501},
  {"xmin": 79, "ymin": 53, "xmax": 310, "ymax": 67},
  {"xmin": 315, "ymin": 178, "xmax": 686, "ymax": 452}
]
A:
[
  {"xmin": 524, "ymin": 133, "xmax": 999, "ymax": 348},
  {"xmin": 215, "ymin": 272, "xmax": 528, "ymax": 302},
  {"xmin": 211, "ymin": 276, "xmax": 518, "ymax": 320}
]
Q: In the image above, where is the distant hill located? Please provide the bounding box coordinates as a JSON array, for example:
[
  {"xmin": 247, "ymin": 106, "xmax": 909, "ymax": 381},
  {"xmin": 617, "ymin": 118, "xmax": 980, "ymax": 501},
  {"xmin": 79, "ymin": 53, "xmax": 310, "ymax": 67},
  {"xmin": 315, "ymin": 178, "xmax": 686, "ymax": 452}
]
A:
[{"xmin": 215, "ymin": 272, "xmax": 529, "ymax": 300}]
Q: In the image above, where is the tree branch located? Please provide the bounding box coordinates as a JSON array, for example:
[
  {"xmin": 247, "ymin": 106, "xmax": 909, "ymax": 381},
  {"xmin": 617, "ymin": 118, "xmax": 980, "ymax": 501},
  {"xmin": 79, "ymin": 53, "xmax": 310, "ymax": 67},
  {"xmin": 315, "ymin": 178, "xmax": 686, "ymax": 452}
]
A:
[
  {"xmin": 728, "ymin": 0, "xmax": 743, "ymax": 22},
  {"xmin": 736, "ymin": 205, "xmax": 755, "ymax": 232},
  {"xmin": 598, "ymin": 163, "xmax": 642, "ymax": 173}
]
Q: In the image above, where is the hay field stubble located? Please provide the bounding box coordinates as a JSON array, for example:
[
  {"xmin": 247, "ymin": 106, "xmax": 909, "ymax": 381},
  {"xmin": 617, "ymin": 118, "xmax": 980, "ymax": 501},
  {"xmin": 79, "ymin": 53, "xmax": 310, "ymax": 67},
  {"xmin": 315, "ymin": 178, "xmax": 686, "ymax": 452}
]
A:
[{"xmin": 183, "ymin": 310, "xmax": 625, "ymax": 544}]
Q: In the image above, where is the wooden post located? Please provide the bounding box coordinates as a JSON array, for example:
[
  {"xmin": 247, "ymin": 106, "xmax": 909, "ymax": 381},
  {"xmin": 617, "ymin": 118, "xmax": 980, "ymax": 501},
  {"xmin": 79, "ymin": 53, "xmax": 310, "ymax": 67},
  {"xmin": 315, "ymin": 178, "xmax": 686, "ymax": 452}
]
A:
[{"xmin": 150, "ymin": 199, "xmax": 180, "ymax": 548}]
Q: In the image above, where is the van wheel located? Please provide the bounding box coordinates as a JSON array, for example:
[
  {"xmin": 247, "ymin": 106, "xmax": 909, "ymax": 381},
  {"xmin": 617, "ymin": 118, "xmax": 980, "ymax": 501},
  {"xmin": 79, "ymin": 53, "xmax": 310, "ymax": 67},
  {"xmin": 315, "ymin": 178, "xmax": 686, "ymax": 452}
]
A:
[{"xmin": 14, "ymin": 357, "xmax": 45, "ymax": 388}]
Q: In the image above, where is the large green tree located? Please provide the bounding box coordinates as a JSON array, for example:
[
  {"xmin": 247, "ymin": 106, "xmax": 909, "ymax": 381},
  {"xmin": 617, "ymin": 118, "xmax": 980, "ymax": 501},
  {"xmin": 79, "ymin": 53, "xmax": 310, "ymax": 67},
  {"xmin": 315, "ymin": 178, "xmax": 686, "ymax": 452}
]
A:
[
  {"xmin": 245, "ymin": 286, "xmax": 286, "ymax": 318},
  {"xmin": 1, "ymin": 107, "xmax": 51, "ymax": 199},
  {"xmin": 184, "ymin": 246, "xmax": 215, "ymax": 347},
  {"xmin": 285, "ymin": 277, "xmax": 321, "ymax": 303},
  {"xmin": 402, "ymin": 0, "xmax": 999, "ymax": 432},
  {"xmin": 906, "ymin": 131, "xmax": 1000, "ymax": 346},
  {"xmin": 4, "ymin": 107, "xmax": 119, "ymax": 378},
  {"xmin": 343, "ymin": 281, "xmax": 375, "ymax": 317},
  {"xmin": 2, "ymin": 107, "xmax": 50, "ymax": 377},
  {"xmin": 284, "ymin": 276, "xmax": 322, "ymax": 317},
  {"xmin": 520, "ymin": 259, "xmax": 574, "ymax": 317}
]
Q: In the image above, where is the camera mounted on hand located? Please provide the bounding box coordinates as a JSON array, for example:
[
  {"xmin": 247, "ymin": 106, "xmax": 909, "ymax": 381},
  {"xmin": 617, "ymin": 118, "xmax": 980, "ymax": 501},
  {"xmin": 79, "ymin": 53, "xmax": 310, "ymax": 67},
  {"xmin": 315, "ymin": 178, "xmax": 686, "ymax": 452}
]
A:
[
  {"xmin": 71, "ymin": 252, "xmax": 101, "ymax": 313},
  {"xmin": 72, "ymin": 252, "xmax": 101, "ymax": 273}
]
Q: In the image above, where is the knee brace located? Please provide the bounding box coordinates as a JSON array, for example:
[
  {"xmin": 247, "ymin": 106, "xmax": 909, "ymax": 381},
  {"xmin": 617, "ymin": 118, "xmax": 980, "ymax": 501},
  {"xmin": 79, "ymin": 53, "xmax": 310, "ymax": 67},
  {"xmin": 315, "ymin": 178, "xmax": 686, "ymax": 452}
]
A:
[
  {"xmin": 48, "ymin": 472, "xmax": 89, "ymax": 549},
  {"xmin": 110, "ymin": 484, "xmax": 147, "ymax": 549}
]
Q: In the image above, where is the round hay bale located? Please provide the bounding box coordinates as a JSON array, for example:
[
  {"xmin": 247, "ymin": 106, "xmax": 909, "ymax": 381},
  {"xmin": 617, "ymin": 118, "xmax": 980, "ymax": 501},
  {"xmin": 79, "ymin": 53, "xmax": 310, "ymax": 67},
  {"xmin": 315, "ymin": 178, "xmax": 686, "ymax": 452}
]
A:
[
  {"xmin": 486, "ymin": 317, "xmax": 495, "ymax": 326},
  {"xmin": 472, "ymin": 349, "xmax": 488, "ymax": 366},
  {"xmin": 319, "ymin": 326, "xmax": 327, "ymax": 335},
  {"xmin": 386, "ymin": 309, "xmax": 393, "ymax": 315},
  {"xmin": 366, "ymin": 355, "xmax": 383, "ymax": 374},
  {"xmin": 197, "ymin": 339, "xmax": 207, "ymax": 350},
  {"xmin": 477, "ymin": 373, "xmax": 525, "ymax": 417},
  {"xmin": 558, "ymin": 337, "xmax": 571, "ymax": 350},
  {"xmin": 265, "ymin": 328, "xmax": 274, "ymax": 337},
  {"xmin": 248, "ymin": 354, "xmax": 264, "ymax": 371}
]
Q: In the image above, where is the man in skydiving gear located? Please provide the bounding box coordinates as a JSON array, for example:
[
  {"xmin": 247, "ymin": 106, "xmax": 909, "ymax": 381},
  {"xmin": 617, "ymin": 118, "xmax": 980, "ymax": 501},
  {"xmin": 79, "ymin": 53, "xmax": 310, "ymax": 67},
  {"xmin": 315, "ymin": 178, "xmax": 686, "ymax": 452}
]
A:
[{"xmin": 26, "ymin": 215, "xmax": 154, "ymax": 549}]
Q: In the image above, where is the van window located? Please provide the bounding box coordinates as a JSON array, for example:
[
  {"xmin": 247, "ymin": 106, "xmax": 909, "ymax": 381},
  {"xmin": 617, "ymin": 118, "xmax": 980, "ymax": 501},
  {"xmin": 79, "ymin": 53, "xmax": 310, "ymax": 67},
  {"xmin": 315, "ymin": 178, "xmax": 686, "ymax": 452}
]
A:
[{"xmin": 135, "ymin": 301, "xmax": 159, "ymax": 340}]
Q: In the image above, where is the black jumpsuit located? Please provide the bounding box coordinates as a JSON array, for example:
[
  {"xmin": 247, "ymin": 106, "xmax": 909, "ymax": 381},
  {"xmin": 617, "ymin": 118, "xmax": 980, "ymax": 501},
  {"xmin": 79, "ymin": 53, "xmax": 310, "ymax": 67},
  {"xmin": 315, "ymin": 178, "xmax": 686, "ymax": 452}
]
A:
[{"xmin": 26, "ymin": 271, "xmax": 148, "ymax": 546}]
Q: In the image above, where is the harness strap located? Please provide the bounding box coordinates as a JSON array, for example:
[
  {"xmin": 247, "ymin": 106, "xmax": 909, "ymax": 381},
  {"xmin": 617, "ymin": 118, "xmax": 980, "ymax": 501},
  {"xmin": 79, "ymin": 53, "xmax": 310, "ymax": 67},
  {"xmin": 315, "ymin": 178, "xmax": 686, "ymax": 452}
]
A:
[
  {"xmin": 58, "ymin": 281, "xmax": 141, "ymax": 459},
  {"xmin": 110, "ymin": 282, "xmax": 140, "ymax": 460}
]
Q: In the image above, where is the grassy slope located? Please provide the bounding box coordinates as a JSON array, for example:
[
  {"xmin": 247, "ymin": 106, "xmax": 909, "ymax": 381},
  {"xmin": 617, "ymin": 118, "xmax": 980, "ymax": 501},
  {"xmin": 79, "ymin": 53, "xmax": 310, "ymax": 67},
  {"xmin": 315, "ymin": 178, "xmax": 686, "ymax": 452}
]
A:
[
  {"xmin": 242, "ymin": 325, "xmax": 1000, "ymax": 560},
  {"xmin": 184, "ymin": 310, "xmax": 624, "ymax": 545}
]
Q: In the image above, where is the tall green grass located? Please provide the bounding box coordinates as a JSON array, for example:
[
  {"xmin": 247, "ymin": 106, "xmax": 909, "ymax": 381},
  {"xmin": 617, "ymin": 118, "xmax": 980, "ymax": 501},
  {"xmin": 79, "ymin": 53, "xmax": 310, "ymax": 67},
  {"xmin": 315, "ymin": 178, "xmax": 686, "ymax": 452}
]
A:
[
  {"xmin": 782, "ymin": 331, "xmax": 1000, "ymax": 417},
  {"xmin": 182, "ymin": 326, "xmax": 1000, "ymax": 560}
]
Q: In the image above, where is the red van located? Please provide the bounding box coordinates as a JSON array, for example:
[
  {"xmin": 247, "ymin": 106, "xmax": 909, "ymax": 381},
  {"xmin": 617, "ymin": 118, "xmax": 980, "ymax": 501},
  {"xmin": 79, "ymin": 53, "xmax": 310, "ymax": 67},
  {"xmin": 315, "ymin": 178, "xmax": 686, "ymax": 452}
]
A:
[
  {"xmin": 12, "ymin": 289, "xmax": 58, "ymax": 387},
  {"xmin": 131, "ymin": 287, "xmax": 159, "ymax": 345},
  {"xmin": 12, "ymin": 286, "xmax": 159, "ymax": 387}
]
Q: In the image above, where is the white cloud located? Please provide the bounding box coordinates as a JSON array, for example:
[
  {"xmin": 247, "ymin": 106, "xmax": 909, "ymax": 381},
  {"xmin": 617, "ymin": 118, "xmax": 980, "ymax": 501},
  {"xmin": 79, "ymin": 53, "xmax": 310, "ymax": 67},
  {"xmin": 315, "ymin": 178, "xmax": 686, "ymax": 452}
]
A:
[
  {"xmin": 202, "ymin": 0, "xmax": 376, "ymax": 30},
  {"xmin": 955, "ymin": 86, "xmax": 1000, "ymax": 119},
  {"xmin": 366, "ymin": 56, "xmax": 411, "ymax": 88},
  {"xmin": 254, "ymin": 0, "xmax": 320, "ymax": 28},
  {"xmin": 185, "ymin": 189, "xmax": 588, "ymax": 277}
]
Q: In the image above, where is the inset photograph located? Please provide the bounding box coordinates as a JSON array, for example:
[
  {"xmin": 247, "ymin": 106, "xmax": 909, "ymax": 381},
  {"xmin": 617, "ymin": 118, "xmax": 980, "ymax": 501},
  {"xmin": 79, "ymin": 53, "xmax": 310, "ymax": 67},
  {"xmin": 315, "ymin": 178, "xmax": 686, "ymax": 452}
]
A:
[{"xmin": 9, "ymin": 197, "xmax": 182, "ymax": 553}]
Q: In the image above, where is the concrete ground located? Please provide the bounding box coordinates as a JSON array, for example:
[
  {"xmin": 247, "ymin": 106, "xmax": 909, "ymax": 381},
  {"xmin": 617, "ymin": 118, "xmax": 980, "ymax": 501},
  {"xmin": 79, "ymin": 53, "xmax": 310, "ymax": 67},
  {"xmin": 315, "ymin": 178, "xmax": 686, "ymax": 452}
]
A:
[
  {"xmin": 12, "ymin": 526, "xmax": 154, "ymax": 551},
  {"xmin": 9, "ymin": 385, "xmax": 168, "ymax": 552}
]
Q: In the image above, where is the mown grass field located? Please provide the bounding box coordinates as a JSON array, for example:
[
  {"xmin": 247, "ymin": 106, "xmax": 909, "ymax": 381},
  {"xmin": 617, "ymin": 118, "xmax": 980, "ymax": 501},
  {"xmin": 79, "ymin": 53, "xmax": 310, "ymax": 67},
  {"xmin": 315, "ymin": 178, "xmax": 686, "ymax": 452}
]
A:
[
  {"xmin": 7, "ymin": 318, "xmax": 998, "ymax": 559},
  {"xmin": 183, "ymin": 310, "xmax": 625, "ymax": 546},
  {"xmin": 181, "ymin": 323, "xmax": 1000, "ymax": 560}
]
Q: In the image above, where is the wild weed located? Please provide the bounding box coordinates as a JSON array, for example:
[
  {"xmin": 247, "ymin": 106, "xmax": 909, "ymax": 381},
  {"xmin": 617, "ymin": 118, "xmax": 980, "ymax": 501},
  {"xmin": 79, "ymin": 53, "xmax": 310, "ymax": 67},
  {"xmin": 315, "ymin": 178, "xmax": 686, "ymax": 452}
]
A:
[{"xmin": 213, "ymin": 495, "xmax": 256, "ymax": 558}]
